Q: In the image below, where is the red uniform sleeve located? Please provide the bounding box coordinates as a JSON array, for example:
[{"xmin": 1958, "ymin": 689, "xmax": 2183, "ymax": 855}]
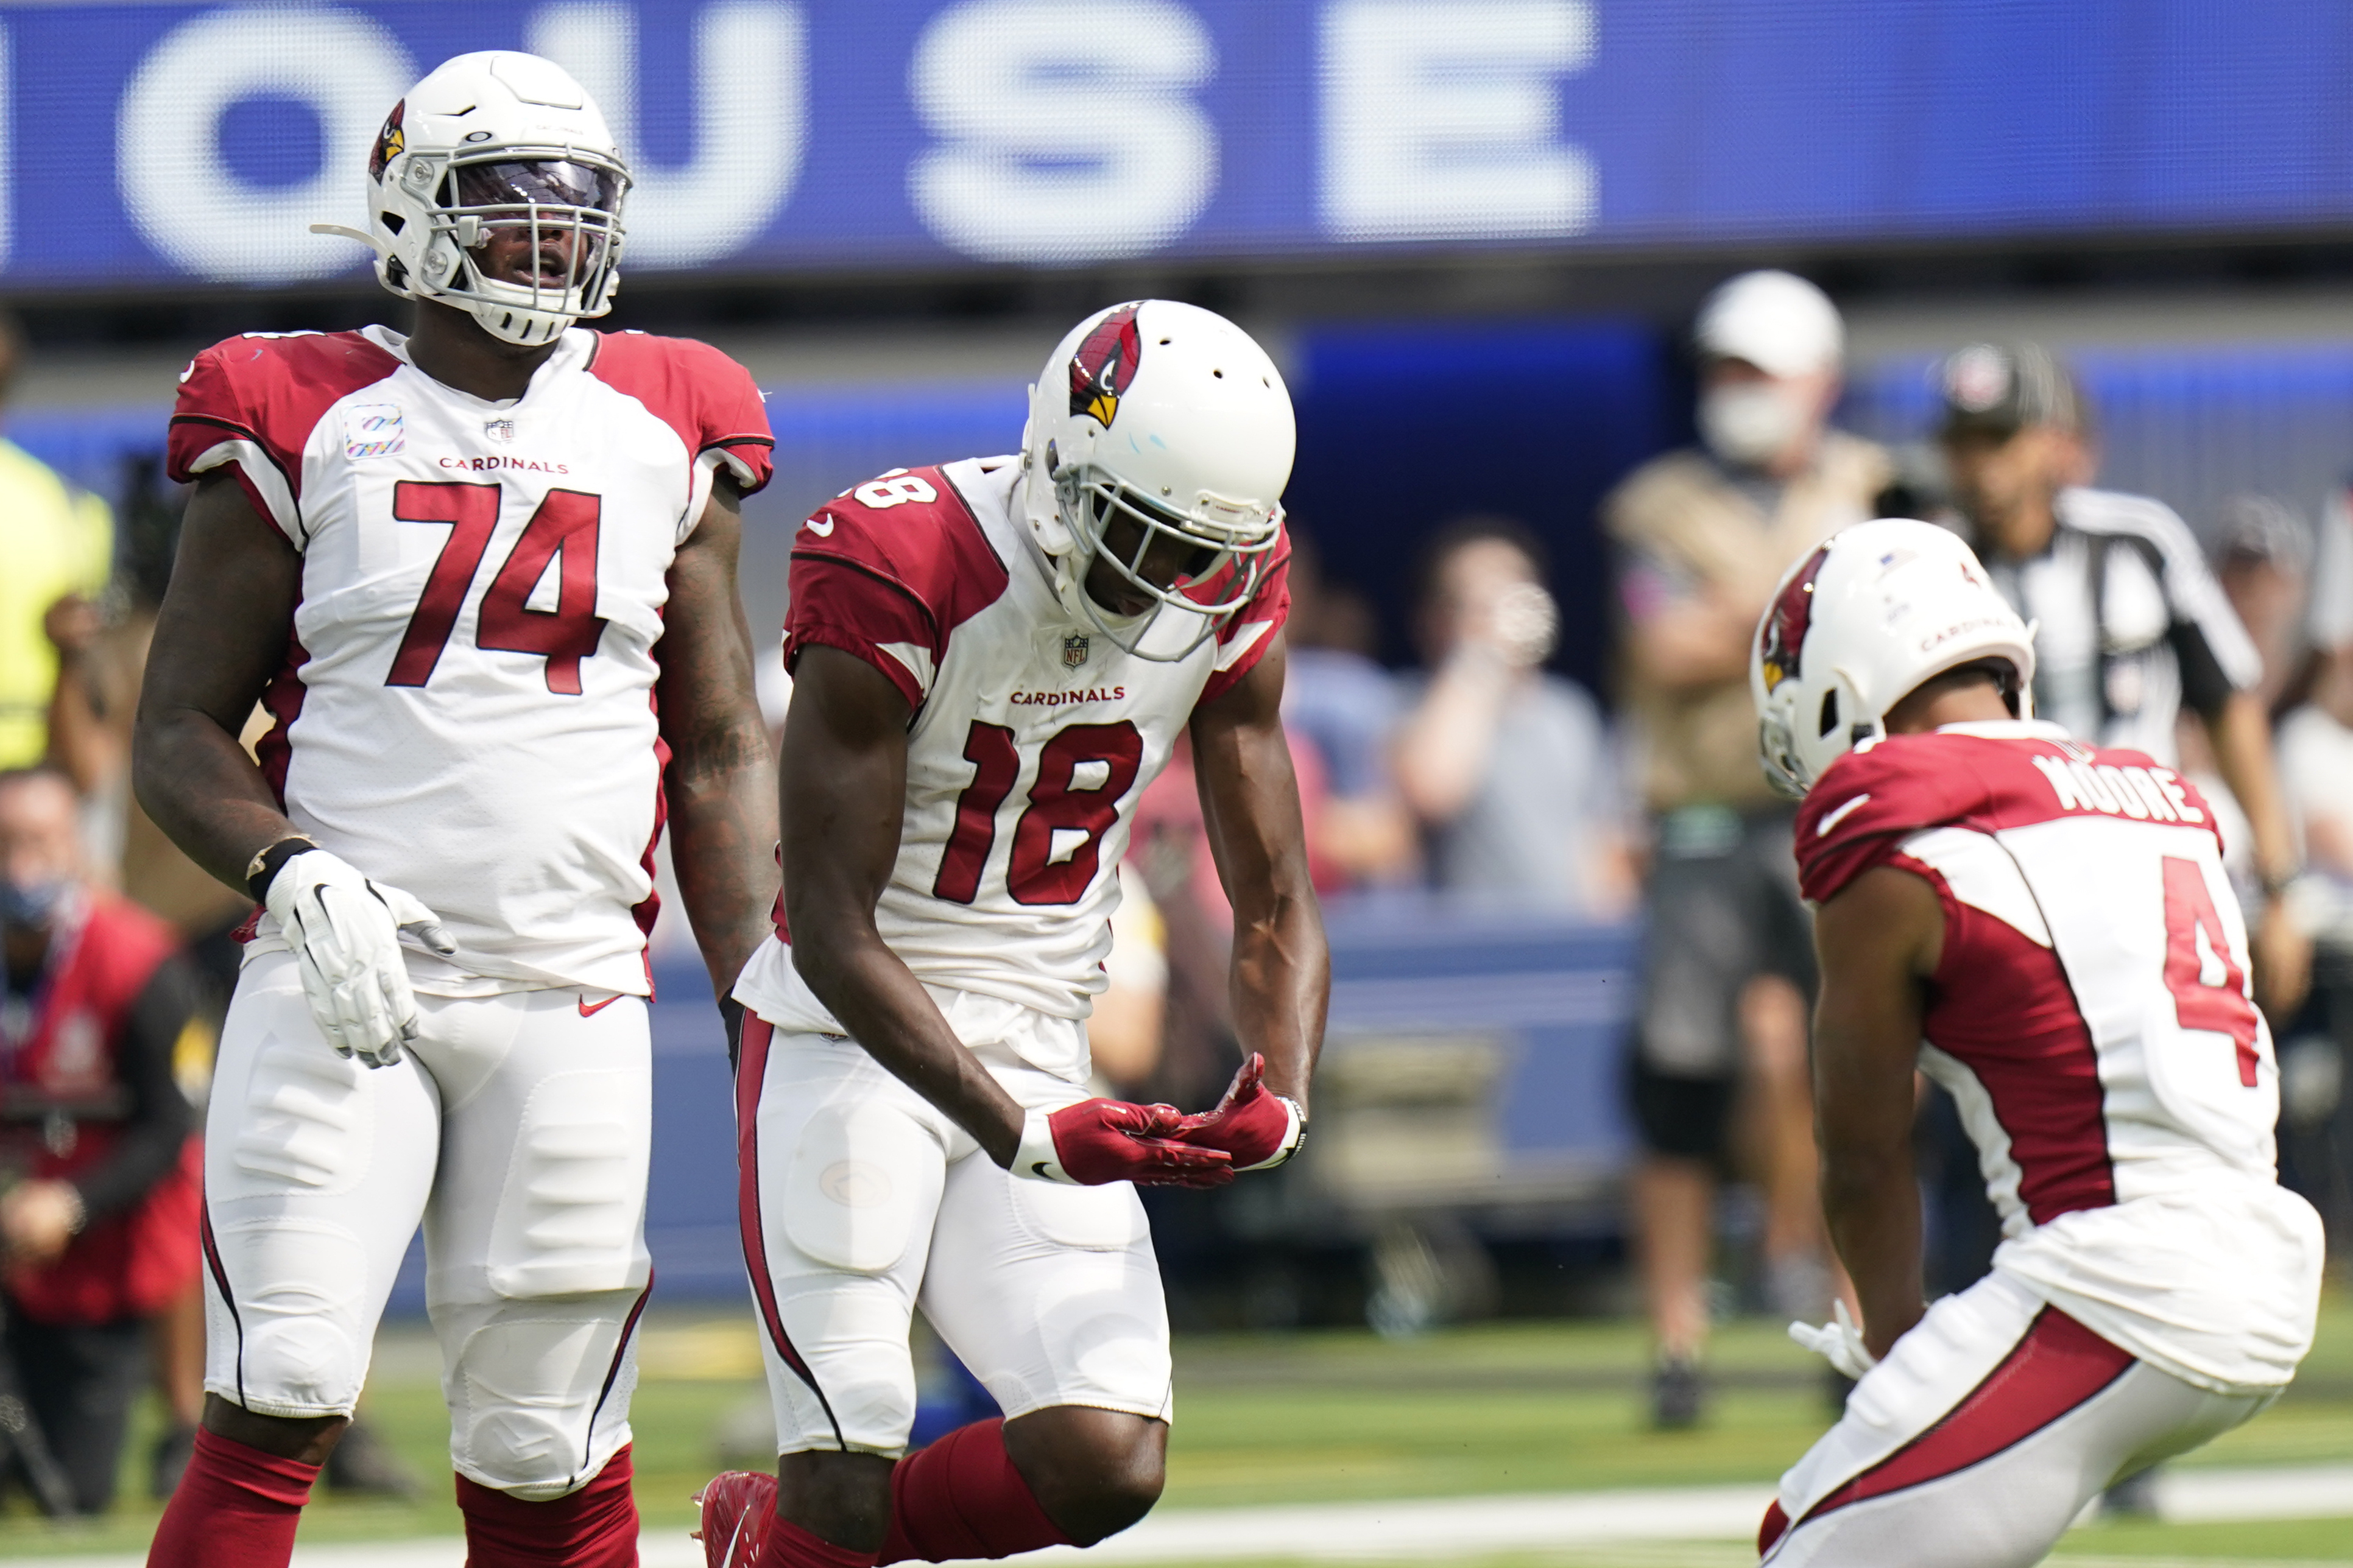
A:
[
  {"xmin": 586, "ymin": 331, "xmax": 776, "ymax": 499},
  {"xmin": 785, "ymin": 554, "xmax": 940, "ymax": 709},
  {"xmin": 166, "ymin": 331, "xmax": 401, "ymax": 547},
  {"xmin": 781, "ymin": 466, "xmax": 1011, "ymax": 710},
  {"xmin": 1794, "ymin": 737, "xmax": 1991, "ymax": 904},
  {"xmin": 1196, "ymin": 526, "xmax": 1293, "ymax": 706}
]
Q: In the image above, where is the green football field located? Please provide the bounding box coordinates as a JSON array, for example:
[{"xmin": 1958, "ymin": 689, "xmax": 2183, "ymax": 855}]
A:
[{"xmin": 4, "ymin": 1299, "xmax": 2346, "ymax": 1561}]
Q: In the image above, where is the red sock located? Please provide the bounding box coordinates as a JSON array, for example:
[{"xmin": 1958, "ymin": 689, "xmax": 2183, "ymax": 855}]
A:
[
  {"xmin": 146, "ymin": 1427, "xmax": 319, "ymax": 1567},
  {"xmin": 455, "ymin": 1445, "xmax": 638, "ymax": 1568},
  {"xmin": 876, "ymin": 1419, "xmax": 1073, "ymax": 1564},
  {"xmin": 761, "ymin": 1516, "xmax": 881, "ymax": 1568}
]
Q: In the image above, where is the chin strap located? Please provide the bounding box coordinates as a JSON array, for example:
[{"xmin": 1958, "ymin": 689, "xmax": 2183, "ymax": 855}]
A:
[{"xmin": 308, "ymin": 222, "xmax": 396, "ymax": 259}]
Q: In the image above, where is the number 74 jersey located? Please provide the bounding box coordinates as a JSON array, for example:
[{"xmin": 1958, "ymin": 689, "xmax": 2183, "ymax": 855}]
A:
[
  {"xmin": 734, "ymin": 455, "xmax": 1289, "ymax": 1082},
  {"xmin": 167, "ymin": 325, "xmax": 775, "ymax": 997},
  {"xmin": 1798, "ymin": 719, "xmax": 2323, "ymax": 1392}
]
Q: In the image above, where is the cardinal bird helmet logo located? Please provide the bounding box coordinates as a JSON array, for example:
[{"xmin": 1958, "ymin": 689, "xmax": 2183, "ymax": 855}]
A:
[
  {"xmin": 1760, "ymin": 544, "xmax": 1832, "ymax": 694},
  {"xmin": 1068, "ymin": 303, "xmax": 1145, "ymax": 428},
  {"xmin": 370, "ymin": 99, "xmax": 406, "ymax": 183}
]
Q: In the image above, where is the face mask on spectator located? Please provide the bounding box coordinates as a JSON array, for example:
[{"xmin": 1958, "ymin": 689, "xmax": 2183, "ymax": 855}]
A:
[
  {"xmin": 1699, "ymin": 381, "xmax": 1812, "ymax": 468},
  {"xmin": 0, "ymin": 875, "xmax": 68, "ymax": 929}
]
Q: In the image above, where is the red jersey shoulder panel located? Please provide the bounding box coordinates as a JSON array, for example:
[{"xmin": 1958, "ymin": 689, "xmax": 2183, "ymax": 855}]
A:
[
  {"xmin": 1799, "ymin": 729, "xmax": 2221, "ymax": 904},
  {"xmin": 783, "ymin": 463, "xmax": 1012, "ymax": 709},
  {"xmin": 1198, "ymin": 524, "xmax": 1294, "ymax": 706},
  {"xmin": 167, "ymin": 331, "xmax": 403, "ymax": 543},
  {"xmin": 585, "ymin": 331, "xmax": 776, "ymax": 495}
]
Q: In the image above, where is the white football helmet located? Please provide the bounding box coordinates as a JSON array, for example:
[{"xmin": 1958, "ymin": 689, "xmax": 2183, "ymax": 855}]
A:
[
  {"xmin": 314, "ymin": 52, "xmax": 628, "ymax": 346},
  {"xmin": 1018, "ymin": 301, "xmax": 1294, "ymax": 661},
  {"xmin": 1752, "ymin": 518, "xmax": 2037, "ymax": 798}
]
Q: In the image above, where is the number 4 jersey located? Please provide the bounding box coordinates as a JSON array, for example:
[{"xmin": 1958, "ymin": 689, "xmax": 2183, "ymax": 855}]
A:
[
  {"xmin": 167, "ymin": 325, "xmax": 775, "ymax": 997},
  {"xmin": 1797, "ymin": 719, "xmax": 2323, "ymax": 1392},
  {"xmin": 733, "ymin": 455, "xmax": 1289, "ymax": 1082}
]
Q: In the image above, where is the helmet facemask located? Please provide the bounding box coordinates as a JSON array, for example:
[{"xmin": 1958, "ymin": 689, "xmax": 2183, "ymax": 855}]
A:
[
  {"xmin": 1050, "ymin": 448, "xmax": 1280, "ymax": 662},
  {"xmin": 408, "ymin": 150, "xmax": 627, "ymax": 346}
]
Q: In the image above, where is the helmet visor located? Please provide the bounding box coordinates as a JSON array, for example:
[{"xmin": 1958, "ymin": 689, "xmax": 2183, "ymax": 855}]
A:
[
  {"xmin": 453, "ymin": 158, "xmax": 623, "ymax": 213},
  {"xmin": 446, "ymin": 158, "xmax": 624, "ymax": 296}
]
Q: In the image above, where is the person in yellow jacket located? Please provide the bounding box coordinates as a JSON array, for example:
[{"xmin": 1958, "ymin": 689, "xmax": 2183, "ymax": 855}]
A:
[{"xmin": 0, "ymin": 317, "xmax": 114, "ymax": 771}]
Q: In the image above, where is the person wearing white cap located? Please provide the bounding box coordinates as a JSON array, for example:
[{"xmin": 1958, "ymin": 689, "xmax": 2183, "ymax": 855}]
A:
[{"xmin": 1601, "ymin": 270, "xmax": 1891, "ymax": 1429}]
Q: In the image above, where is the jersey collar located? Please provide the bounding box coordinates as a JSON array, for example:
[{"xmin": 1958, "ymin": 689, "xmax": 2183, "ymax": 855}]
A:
[
  {"xmin": 1933, "ymin": 719, "xmax": 2074, "ymax": 742},
  {"xmin": 362, "ymin": 323, "xmax": 591, "ymax": 408}
]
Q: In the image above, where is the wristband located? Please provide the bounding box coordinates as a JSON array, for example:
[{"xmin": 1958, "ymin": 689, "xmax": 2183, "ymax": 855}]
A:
[
  {"xmin": 1011, "ymin": 1108, "xmax": 1078, "ymax": 1184},
  {"xmin": 2260, "ymin": 868, "xmax": 2305, "ymax": 901},
  {"xmin": 245, "ymin": 837, "xmax": 319, "ymax": 902},
  {"xmin": 1254, "ymin": 1095, "xmax": 1308, "ymax": 1171}
]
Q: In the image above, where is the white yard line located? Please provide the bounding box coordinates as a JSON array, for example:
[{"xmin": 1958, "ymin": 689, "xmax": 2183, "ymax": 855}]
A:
[{"xmin": 7, "ymin": 1465, "xmax": 2349, "ymax": 1568}]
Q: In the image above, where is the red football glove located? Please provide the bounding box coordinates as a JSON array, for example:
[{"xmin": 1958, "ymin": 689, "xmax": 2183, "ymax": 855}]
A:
[
  {"xmin": 1174, "ymin": 1053, "xmax": 1305, "ymax": 1172},
  {"xmin": 1013, "ymin": 1099, "xmax": 1234, "ymax": 1188}
]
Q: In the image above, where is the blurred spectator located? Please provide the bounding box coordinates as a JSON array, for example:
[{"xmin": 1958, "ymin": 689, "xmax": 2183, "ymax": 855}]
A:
[
  {"xmin": 1, "ymin": 766, "xmax": 203, "ymax": 1514},
  {"xmin": 0, "ymin": 314, "xmax": 114, "ymax": 773},
  {"xmin": 43, "ymin": 460, "xmax": 250, "ymax": 1021},
  {"xmin": 2212, "ymin": 494, "xmax": 2314, "ymax": 713},
  {"xmin": 1392, "ymin": 518, "xmax": 1633, "ymax": 912},
  {"xmin": 1604, "ymin": 270, "xmax": 1885, "ymax": 1426},
  {"xmin": 1936, "ymin": 342, "xmax": 2309, "ymax": 1016},
  {"xmin": 1087, "ymin": 865, "xmax": 1169, "ymax": 1098},
  {"xmin": 1282, "ymin": 533, "xmax": 1416, "ymax": 891},
  {"xmin": 2268, "ymin": 491, "xmax": 2353, "ymax": 1259}
]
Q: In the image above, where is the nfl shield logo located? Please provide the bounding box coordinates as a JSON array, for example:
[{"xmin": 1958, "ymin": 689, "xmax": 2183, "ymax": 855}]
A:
[
  {"xmin": 484, "ymin": 418, "xmax": 515, "ymax": 443},
  {"xmin": 1062, "ymin": 634, "xmax": 1090, "ymax": 669}
]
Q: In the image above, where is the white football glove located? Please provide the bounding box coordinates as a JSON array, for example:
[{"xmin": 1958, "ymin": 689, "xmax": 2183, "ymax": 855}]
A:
[
  {"xmin": 264, "ymin": 849, "xmax": 455, "ymax": 1069},
  {"xmin": 1788, "ymin": 1299, "xmax": 1879, "ymax": 1382}
]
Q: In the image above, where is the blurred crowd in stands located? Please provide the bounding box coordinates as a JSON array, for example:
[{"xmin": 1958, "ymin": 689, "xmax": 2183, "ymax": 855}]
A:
[{"xmin": 10, "ymin": 270, "xmax": 2353, "ymax": 1503}]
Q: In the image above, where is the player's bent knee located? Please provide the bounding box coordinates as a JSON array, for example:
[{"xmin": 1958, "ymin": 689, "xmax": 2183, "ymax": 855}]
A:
[
  {"xmin": 446, "ymin": 1292, "xmax": 647, "ymax": 1497},
  {"xmin": 1006, "ymin": 1408, "xmax": 1166, "ymax": 1545}
]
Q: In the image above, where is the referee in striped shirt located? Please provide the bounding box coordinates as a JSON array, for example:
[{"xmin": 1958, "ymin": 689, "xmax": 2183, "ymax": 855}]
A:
[{"xmin": 1935, "ymin": 341, "xmax": 2310, "ymax": 1016}]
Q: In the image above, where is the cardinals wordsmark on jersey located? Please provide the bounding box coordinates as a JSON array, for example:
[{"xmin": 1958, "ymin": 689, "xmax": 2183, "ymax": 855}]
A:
[
  {"xmin": 1797, "ymin": 720, "xmax": 2321, "ymax": 1391},
  {"xmin": 166, "ymin": 325, "xmax": 774, "ymax": 996},
  {"xmin": 733, "ymin": 455, "xmax": 1289, "ymax": 1079}
]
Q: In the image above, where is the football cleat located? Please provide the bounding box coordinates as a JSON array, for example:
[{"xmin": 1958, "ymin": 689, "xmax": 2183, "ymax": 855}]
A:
[{"xmin": 693, "ymin": 1470, "xmax": 776, "ymax": 1567}]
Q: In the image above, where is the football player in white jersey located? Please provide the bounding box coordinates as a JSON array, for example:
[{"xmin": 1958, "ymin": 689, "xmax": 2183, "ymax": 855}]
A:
[
  {"xmin": 131, "ymin": 52, "xmax": 777, "ymax": 1568},
  {"xmin": 693, "ymin": 301, "xmax": 1326, "ymax": 1568},
  {"xmin": 1748, "ymin": 521, "xmax": 2323, "ymax": 1566}
]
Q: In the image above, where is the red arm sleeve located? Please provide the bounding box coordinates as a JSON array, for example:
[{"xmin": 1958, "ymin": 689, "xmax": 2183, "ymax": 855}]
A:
[
  {"xmin": 587, "ymin": 331, "xmax": 776, "ymax": 499},
  {"xmin": 784, "ymin": 552, "xmax": 939, "ymax": 711},
  {"xmin": 166, "ymin": 342, "xmax": 305, "ymax": 545},
  {"xmin": 1794, "ymin": 739, "xmax": 1989, "ymax": 904},
  {"xmin": 166, "ymin": 331, "xmax": 403, "ymax": 548},
  {"xmin": 691, "ymin": 346, "xmax": 775, "ymax": 497},
  {"xmin": 779, "ymin": 468, "xmax": 1010, "ymax": 711}
]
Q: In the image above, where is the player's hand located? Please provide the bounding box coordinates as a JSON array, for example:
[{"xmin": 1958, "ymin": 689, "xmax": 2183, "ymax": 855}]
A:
[
  {"xmin": 1174, "ymin": 1053, "xmax": 1305, "ymax": 1172},
  {"xmin": 2252, "ymin": 894, "xmax": 2312, "ymax": 1021},
  {"xmin": 265, "ymin": 849, "xmax": 456, "ymax": 1069},
  {"xmin": 1012, "ymin": 1099, "xmax": 1233, "ymax": 1188},
  {"xmin": 1788, "ymin": 1300, "xmax": 1878, "ymax": 1381}
]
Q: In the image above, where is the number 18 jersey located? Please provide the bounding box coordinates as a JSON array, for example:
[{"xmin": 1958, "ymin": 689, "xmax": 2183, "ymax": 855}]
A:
[
  {"xmin": 733, "ymin": 455, "xmax": 1289, "ymax": 1081},
  {"xmin": 167, "ymin": 325, "xmax": 774, "ymax": 996},
  {"xmin": 1797, "ymin": 719, "xmax": 2323, "ymax": 1391}
]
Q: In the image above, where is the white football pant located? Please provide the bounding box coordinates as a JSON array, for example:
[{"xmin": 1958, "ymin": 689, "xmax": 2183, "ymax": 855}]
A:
[
  {"xmin": 1763, "ymin": 1268, "xmax": 2274, "ymax": 1566},
  {"xmin": 737, "ymin": 1016, "xmax": 1173, "ymax": 1457},
  {"xmin": 201, "ymin": 949, "xmax": 653, "ymax": 1499}
]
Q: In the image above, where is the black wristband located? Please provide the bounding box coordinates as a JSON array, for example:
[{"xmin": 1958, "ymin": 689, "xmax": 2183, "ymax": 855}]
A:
[{"xmin": 247, "ymin": 838, "xmax": 319, "ymax": 902}]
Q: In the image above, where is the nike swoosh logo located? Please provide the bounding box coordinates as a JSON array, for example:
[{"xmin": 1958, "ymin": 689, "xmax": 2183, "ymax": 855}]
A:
[
  {"xmin": 803, "ymin": 515, "xmax": 834, "ymax": 536},
  {"xmin": 579, "ymin": 993, "xmax": 621, "ymax": 1017},
  {"xmin": 1031, "ymin": 1161, "xmax": 1054, "ymax": 1179}
]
